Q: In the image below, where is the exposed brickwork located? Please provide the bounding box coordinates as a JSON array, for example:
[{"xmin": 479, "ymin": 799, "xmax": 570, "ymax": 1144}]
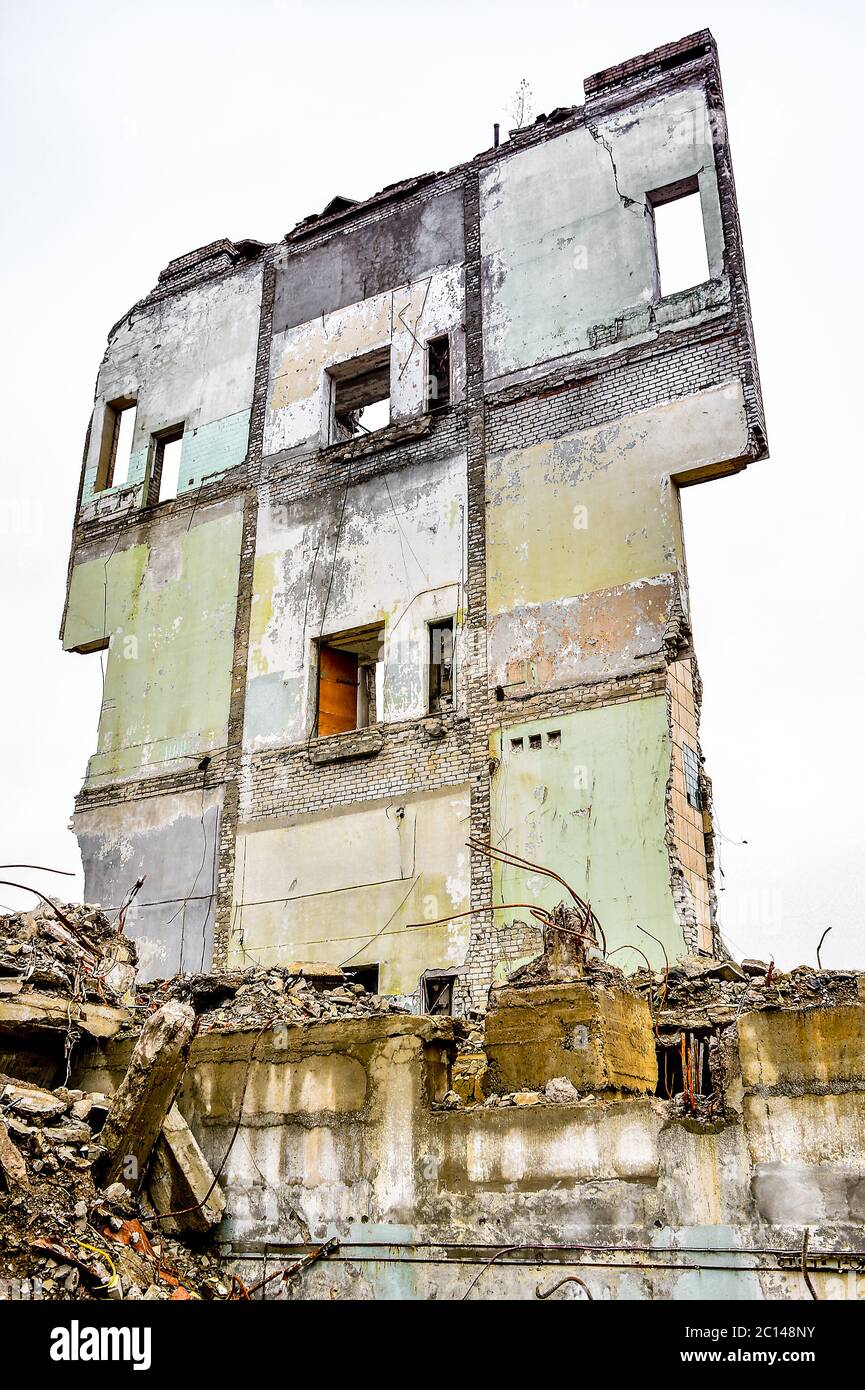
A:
[
  {"xmin": 213, "ymin": 255, "xmax": 277, "ymax": 964},
  {"xmin": 584, "ymin": 30, "xmax": 715, "ymax": 99},
  {"xmin": 238, "ymin": 714, "xmax": 471, "ymax": 826},
  {"xmin": 667, "ymin": 658, "xmax": 713, "ymax": 954},
  {"xmin": 486, "ymin": 326, "xmax": 747, "ymax": 456},
  {"xmin": 458, "ymin": 171, "xmax": 497, "ymax": 1011}
]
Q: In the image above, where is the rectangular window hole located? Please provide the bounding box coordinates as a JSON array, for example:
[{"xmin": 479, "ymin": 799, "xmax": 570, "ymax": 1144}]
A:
[
  {"xmin": 97, "ymin": 398, "xmax": 137, "ymax": 491},
  {"xmin": 546, "ymin": 730, "xmax": 561, "ymax": 747},
  {"xmin": 329, "ymin": 347, "xmax": 391, "ymax": 442},
  {"xmin": 345, "ymin": 964, "xmax": 379, "ymax": 994},
  {"xmin": 528, "ymin": 734, "xmax": 542, "ymax": 751},
  {"xmin": 426, "ymin": 335, "xmax": 451, "ymax": 411},
  {"xmin": 649, "ymin": 180, "xmax": 710, "ymax": 297},
  {"xmin": 428, "ymin": 617, "xmax": 454, "ymax": 712},
  {"xmin": 150, "ymin": 427, "xmax": 184, "ymax": 504},
  {"xmin": 510, "ymin": 737, "xmax": 524, "ymax": 753},
  {"xmin": 317, "ymin": 623, "xmax": 384, "ymax": 737},
  {"xmin": 682, "ymin": 742, "xmax": 703, "ymax": 811},
  {"xmin": 422, "ymin": 972, "xmax": 457, "ymax": 1016}
]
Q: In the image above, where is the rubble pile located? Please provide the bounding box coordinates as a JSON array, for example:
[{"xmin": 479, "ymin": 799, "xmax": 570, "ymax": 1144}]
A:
[
  {"xmin": 439, "ymin": 1075, "xmax": 598, "ymax": 1111},
  {"xmin": 504, "ymin": 949, "xmax": 635, "ymax": 996},
  {"xmin": 0, "ymin": 1076, "xmax": 218, "ymax": 1300},
  {"xmin": 129, "ymin": 963, "xmax": 410, "ymax": 1035},
  {"xmin": 632, "ymin": 955, "xmax": 863, "ymax": 1030},
  {"xmin": 0, "ymin": 901, "xmax": 136, "ymax": 1006}
]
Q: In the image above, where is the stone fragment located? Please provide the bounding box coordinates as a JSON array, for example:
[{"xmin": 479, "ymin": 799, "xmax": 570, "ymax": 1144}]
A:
[
  {"xmin": 544, "ymin": 1076, "xmax": 581, "ymax": 1104},
  {"xmin": 0, "ymin": 1118, "xmax": 29, "ymax": 1188}
]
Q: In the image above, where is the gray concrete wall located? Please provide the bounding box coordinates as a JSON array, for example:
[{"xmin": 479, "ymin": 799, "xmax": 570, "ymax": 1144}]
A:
[
  {"xmin": 75, "ymin": 997, "xmax": 865, "ymax": 1299},
  {"xmin": 75, "ymin": 785, "xmax": 222, "ymax": 980}
]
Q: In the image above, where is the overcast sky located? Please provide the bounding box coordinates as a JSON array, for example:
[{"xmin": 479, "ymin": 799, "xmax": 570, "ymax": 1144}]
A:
[{"xmin": 0, "ymin": 0, "xmax": 861, "ymax": 969}]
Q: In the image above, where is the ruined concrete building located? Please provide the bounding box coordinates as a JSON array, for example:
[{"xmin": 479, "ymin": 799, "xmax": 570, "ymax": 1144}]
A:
[
  {"xmin": 3, "ymin": 30, "xmax": 858, "ymax": 1306},
  {"xmin": 61, "ymin": 30, "xmax": 766, "ymax": 1007}
]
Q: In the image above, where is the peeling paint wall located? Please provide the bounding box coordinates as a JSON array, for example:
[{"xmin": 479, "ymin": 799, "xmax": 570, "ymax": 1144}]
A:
[
  {"xmin": 265, "ymin": 189, "xmax": 464, "ymax": 456},
  {"xmin": 486, "ymin": 382, "xmax": 749, "ymax": 693},
  {"xmin": 246, "ymin": 454, "xmax": 468, "ymax": 747},
  {"xmin": 229, "ymin": 786, "xmax": 471, "ymax": 994},
  {"xmin": 80, "ymin": 263, "xmax": 262, "ymax": 514},
  {"xmin": 480, "ymin": 85, "xmax": 725, "ymax": 383},
  {"xmin": 489, "ymin": 700, "xmax": 680, "ymax": 970},
  {"xmin": 63, "ymin": 30, "xmax": 768, "ymax": 998},
  {"xmin": 265, "ymin": 266, "xmax": 465, "ymax": 455},
  {"xmin": 73, "ymin": 787, "xmax": 220, "ymax": 980},
  {"xmin": 63, "ymin": 498, "xmax": 243, "ymax": 784}
]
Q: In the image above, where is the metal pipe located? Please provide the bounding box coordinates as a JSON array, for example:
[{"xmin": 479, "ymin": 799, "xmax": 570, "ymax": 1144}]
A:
[{"xmin": 216, "ymin": 1238, "xmax": 863, "ymax": 1262}]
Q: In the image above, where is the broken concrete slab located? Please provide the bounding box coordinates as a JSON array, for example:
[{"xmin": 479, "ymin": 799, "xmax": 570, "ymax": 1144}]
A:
[
  {"xmin": 97, "ymin": 999, "xmax": 195, "ymax": 1190},
  {"xmin": 742, "ymin": 959, "xmax": 771, "ymax": 977},
  {"xmin": 0, "ymin": 988, "xmax": 130, "ymax": 1040},
  {"xmin": 146, "ymin": 1104, "xmax": 226, "ymax": 1234},
  {"xmin": 0, "ymin": 1117, "xmax": 29, "ymax": 1188},
  {"xmin": 485, "ymin": 976, "xmax": 657, "ymax": 1097},
  {"xmin": 2, "ymin": 1081, "xmax": 69, "ymax": 1120}
]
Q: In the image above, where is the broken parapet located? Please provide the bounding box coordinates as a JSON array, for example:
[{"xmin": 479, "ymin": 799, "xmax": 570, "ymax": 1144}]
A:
[{"xmin": 485, "ymin": 916, "xmax": 657, "ymax": 1096}]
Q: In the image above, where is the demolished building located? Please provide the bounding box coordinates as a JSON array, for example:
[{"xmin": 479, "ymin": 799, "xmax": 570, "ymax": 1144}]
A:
[
  {"xmin": 3, "ymin": 30, "xmax": 856, "ymax": 1303},
  {"xmin": 3, "ymin": 897, "xmax": 865, "ymax": 1301},
  {"xmin": 60, "ymin": 29, "xmax": 765, "ymax": 1006}
]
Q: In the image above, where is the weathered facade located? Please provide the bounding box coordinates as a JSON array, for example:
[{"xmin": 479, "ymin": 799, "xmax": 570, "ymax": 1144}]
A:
[
  {"xmin": 62, "ymin": 30, "xmax": 766, "ymax": 1006},
  {"xmin": 73, "ymin": 968, "xmax": 865, "ymax": 1301}
]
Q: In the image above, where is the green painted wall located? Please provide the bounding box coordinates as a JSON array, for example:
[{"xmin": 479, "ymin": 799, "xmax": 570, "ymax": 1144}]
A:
[
  {"xmin": 80, "ymin": 409, "xmax": 251, "ymax": 508},
  {"xmin": 63, "ymin": 506, "xmax": 243, "ymax": 784},
  {"xmin": 490, "ymin": 698, "xmax": 682, "ymax": 970},
  {"xmin": 176, "ymin": 409, "xmax": 251, "ymax": 492}
]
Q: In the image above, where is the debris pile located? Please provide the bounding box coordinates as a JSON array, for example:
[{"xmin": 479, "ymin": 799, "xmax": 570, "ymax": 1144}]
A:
[
  {"xmin": 129, "ymin": 963, "xmax": 410, "ymax": 1035},
  {"xmin": 439, "ymin": 1075, "xmax": 599, "ymax": 1111},
  {"xmin": 0, "ymin": 901, "xmax": 136, "ymax": 1007},
  {"xmin": 0, "ymin": 1075, "xmax": 219, "ymax": 1300},
  {"xmin": 633, "ymin": 955, "xmax": 863, "ymax": 1031}
]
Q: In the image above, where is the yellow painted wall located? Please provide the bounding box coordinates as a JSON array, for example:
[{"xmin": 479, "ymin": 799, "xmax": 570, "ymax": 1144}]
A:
[{"xmin": 230, "ymin": 786, "xmax": 471, "ymax": 994}]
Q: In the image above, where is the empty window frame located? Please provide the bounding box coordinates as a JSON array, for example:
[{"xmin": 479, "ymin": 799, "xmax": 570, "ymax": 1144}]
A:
[
  {"xmin": 682, "ymin": 742, "xmax": 702, "ymax": 811},
  {"xmin": 648, "ymin": 176, "xmax": 710, "ymax": 298},
  {"xmin": 422, "ymin": 972, "xmax": 457, "ymax": 1016},
  {"xmin": 316, "ymin": 623, "xmax": 384, "ymax": 737},
  {"xmin": 149, "ymin": 426, "xmax": 184, "ymax": 504},
  {"xmin": 345, "ymin": 963, "xmax": 380, "ymax": 994},
  {"xmin": 426, "ymin": 335, "xmax": 451, "ymax": 411},
  {"xmin": 328, "ymin": 347, "xmax": 391, "ymax": 442},
  {"xmin": 96, "ymin": 398, "xmax": 137, "ymax": 491},
  {"xmin": 428, "ymin": 618, "xmax": 454, "ymax": 713}
]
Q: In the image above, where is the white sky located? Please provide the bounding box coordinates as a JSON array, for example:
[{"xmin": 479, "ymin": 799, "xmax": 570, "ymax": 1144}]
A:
[{"xmin": 0, "ymin": 0, "xmax": 862, "ymax": 969}]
